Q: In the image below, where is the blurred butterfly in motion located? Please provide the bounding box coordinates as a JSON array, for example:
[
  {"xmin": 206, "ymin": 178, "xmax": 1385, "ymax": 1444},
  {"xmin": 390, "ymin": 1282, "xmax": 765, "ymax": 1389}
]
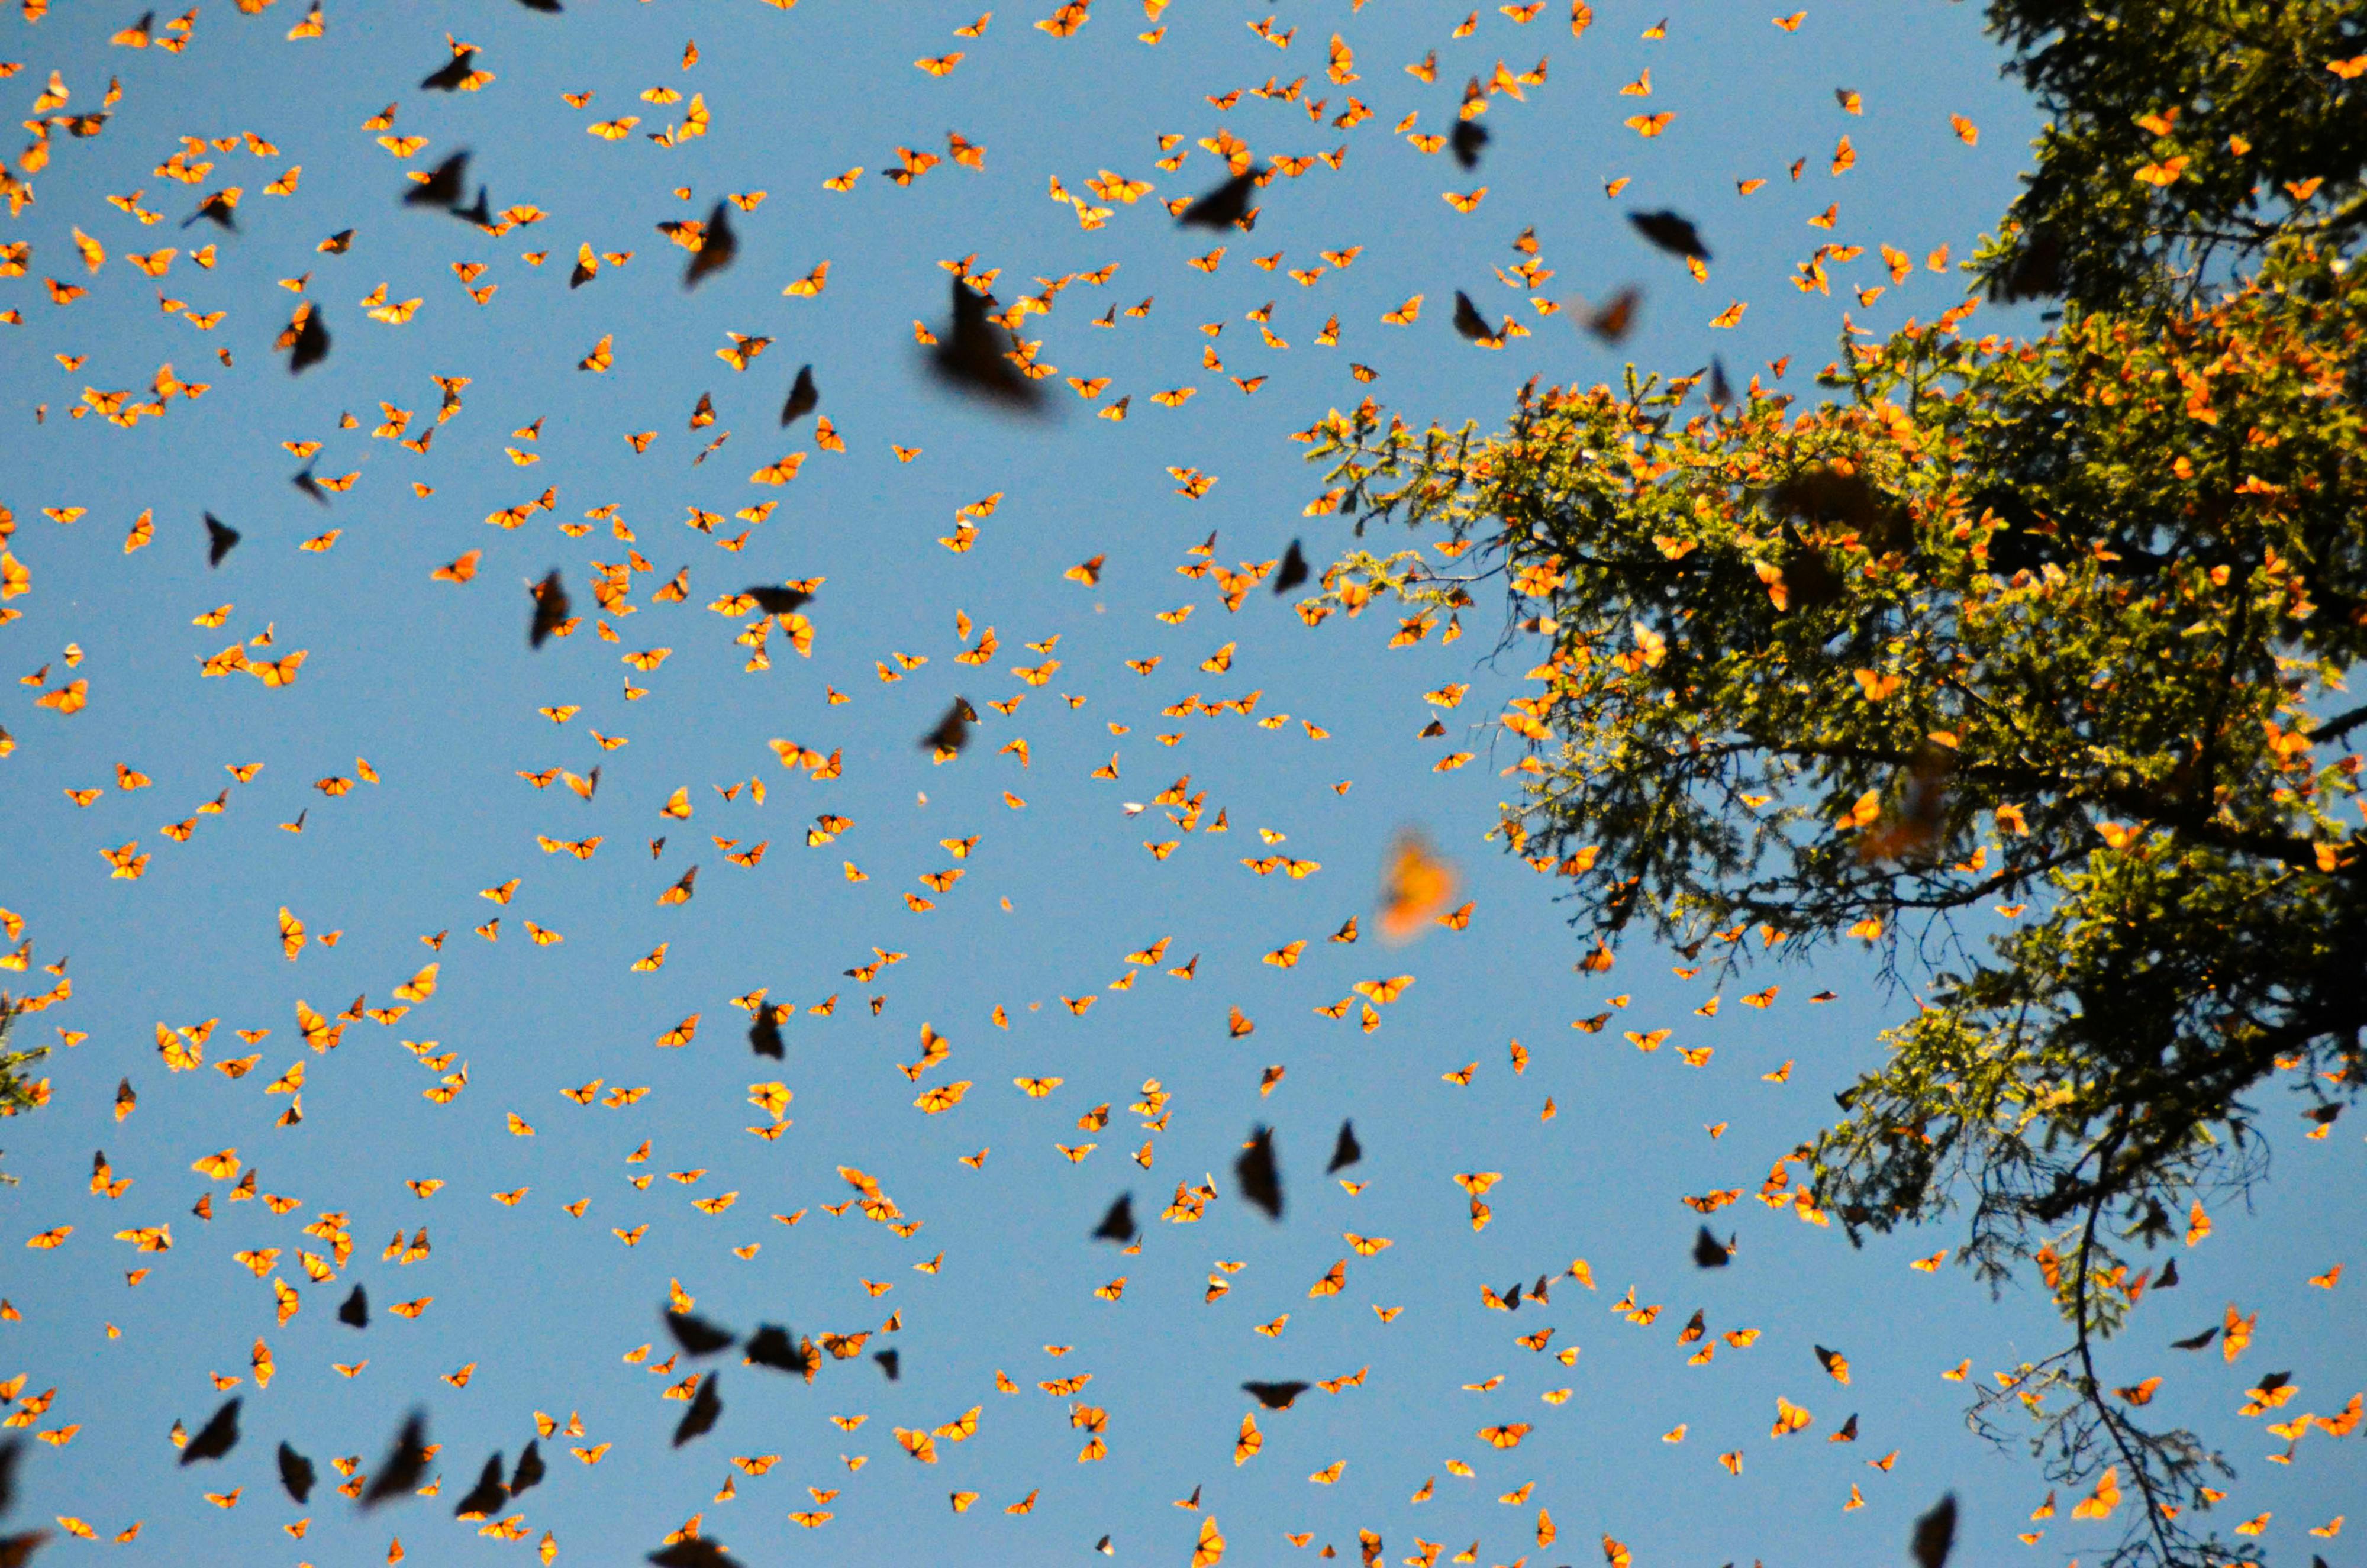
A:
[
  {"xmin": 179, "ymin": 1398, "xmax": 240, "ymax": 1464},
  {"xmin": 928, "ymin": 277, "xmax": 1044, "ymax": 409},
  {"xmin": 276, "ymin": 1442, "xmax": 315, "ymax": 1504},
  {"xmin": 781, "ymin": 364, "xmax": 819, "ymax": 425},
  {"xmin": 359, "ymin": 1411, "xmax": 431, "ymax": 1508},
  {"xmin": 420, "ymin": 46, "xmax": 482, "ymax": 91},
  {"xmin": 685, "ymin": 199, "xmax": 738, "ymax": 289},
  {"xmin": 404, "ymin": 150, "xmax": 470, "ymax": 212},
  {"xmin": 1910, "ymin": 1493, "xmax": 1956, "ymax": 1568},
  {"xmin": 529, "ymin": 570, "xmax": 572, "ymax": 649},
  {"xmin": 287, "ymin": 305, "xmax": 331, "ymax": 375},
  {"xmin": 509, "ymin": 1442, "xmax": 546, "ymax": 1496},
  {"xmin": 1451, "ymin": 119, "xmax": 1489, "ymax": 169},
  {"xmin": 183, "ymin": 189, "xmax": 239, "ymax": 231},
  {"xmin": 1179, "ymin": 166, "xmax": 1260, "ymax": 230},
  {"xmin": 1451, "ymin": 290, "xmax": 1499, "ymax": 344},
  {"xmin": 744, "ymin": 584, "xmax": 814, "ymax": 615},
  {"xmin": 205, "ymin": 512, "xmax": 240, "ymax": 567},
  {"xmin": 672, "ymin": 1372, "xmax": 723, "ymax": 1445},
  {"xmin": 744, "ymin": 1325, "xmax": 815, "ymax": 1376},
  {"xmin": 1236, "ymin": 1125, "xmax": 1282, "ymax": 1219},
  {"xmin": 452, "ymin": 1453, "xmax": 509, "ymax": 1517},
  {"xmin": 1093, "ymin": 1192, "xmax": 1138, "ymax": 1243},
  {"xmin": 1274, "ymin": 539, "xmax": 1310, "ymax": 594},
  {"xmin": 666, "ymin": 1309, "xmax": 739, "ymax": 1358},
  {"xmin": 1581, "ymin": 286, "xmax": 1642, "ymax": 345},
  {"xmin": 1628, "ymin": 208, "xmax": 1711, "ymax": 262},
  {"xmin": 1327, "ymin": 1119, "xmax": 1362, "ymax": 1173},
  {"xmin": 921, "ymin": 696, "xmax": 978, "ymax": 755},
  {"xmin": 1378, "ymin": 828, "xmax": 1460, "ymax": 941}
]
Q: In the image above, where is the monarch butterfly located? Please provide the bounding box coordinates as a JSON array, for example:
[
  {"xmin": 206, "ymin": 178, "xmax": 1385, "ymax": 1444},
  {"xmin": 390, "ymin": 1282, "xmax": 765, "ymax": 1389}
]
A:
[
  {"xmin": 1191, "ymin": 1515, "xmax": 1226, "ymax": 1566},
  {"xmin": 914, "ymin": 1081, "xmax": 971, "ymax": 1113},
  {"xmin": 430, "ymin": 549, "xmax": 481, "ymax": 583},
  {"xmin": 2068, "ymin": 1466, "xmax": 2124, "ymax": 1520},
  {"xmin": 366, "ymin": 289, "xmax": 425, "ymax": 325},
  {"xmin": 717, "ymin": 331, "xmax": 770, "ymax": 370},
  {"xmin": 190, "ymin": 1147, "xmax": 241, "ymax": 1180},
  {"xmin": 1479, "ymin": 1423, "xmax": 1531, "ymax": 1448},
  {"xmin": 1375, "ymin": 830, "xmax": 1460, "ymax": 940},
  {"xmin": 1626, "ymin": 111, "xmax": 1675, "ymax": 137}
]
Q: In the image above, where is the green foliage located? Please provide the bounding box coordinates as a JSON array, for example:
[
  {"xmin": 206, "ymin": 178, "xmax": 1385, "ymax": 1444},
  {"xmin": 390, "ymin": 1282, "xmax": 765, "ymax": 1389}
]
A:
[
  {"xmin": 0, "ymin": 999, "xmax": 51, "ymax": 1185},
  {"xmin": 1977, "ymin": 0, "xmax": 2366, "ymax": 307},
  {"xmin": 1305, "ymin": 240, "xmax": 2365, "ymax": 1566}
]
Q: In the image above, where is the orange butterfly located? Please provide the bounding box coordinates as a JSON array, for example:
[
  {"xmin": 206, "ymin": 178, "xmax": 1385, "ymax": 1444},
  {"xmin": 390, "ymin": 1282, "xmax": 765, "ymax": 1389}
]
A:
[
  {"xmin": 914, "ymin": 1080, "xmax": 972, "ymax": 1113},
  {"xmin": 1379, "ymin": 830, "xmax": 1459, "ymax": 940},
  {"xmin": 2071, "ymin": 1466, "xmax": 2122, "ymax": 1520}
]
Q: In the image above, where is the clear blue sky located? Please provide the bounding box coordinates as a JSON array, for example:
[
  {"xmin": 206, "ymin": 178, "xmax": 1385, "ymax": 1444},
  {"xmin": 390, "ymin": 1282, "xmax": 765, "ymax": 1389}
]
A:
[{"xmin": 2, "ymin": 2, "xmax": 2359, "ymax": 1566}]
